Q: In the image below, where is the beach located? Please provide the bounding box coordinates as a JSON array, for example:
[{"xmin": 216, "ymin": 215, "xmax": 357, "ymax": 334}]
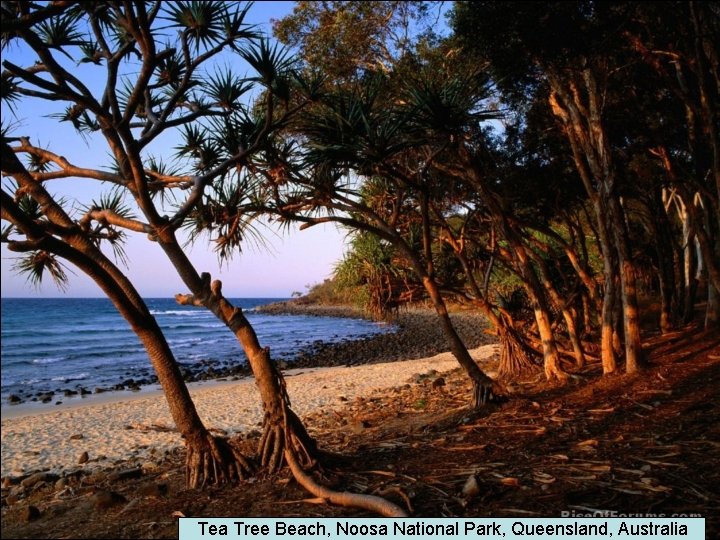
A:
[{"xmin": 1, "ymin": 344, "xmax": 499, "ymax": 478}]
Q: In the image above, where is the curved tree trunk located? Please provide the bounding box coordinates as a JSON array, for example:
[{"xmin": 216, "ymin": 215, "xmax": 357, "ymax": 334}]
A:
[
  {"xmin": 1, "ymin": 147, "xmax": 249, "ymax": 487},
  {"xmin": 421, "ymin": 276, "xmax": 499, "ymax": 407},
  {"xmin": 157, "ymin": 229, "xmax": 317, "ymax": 473}
]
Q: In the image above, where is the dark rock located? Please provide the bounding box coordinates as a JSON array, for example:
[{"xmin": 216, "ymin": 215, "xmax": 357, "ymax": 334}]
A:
[
  {"xmin": 21, "ymin": 472, "xmax": 58, "ymax": 488},
  {"xmin": 94, "ymin": 387, "xmax": 107, "ymax": 394},
  {"xmin": 8, "ymin": 394, "xmax": 21, "ymax": 404},
  {"xmin": 63, "ymin": 389, "xmax": 78, "ymax": 396},
  {"xmin": 91, "ymin": 490, "xmax": 126, "ymax": 509},
  {"xmin": 107, "ymin": 468, "xmax": 143, "ymax": 482},
  {"xmin": 138, "ymin": 482, "xmax": 167, "ymax": 497},
  {"xmin": 69, "ymin": 433, "xmax": 84, "ymax": 440},
  {"xmin": 22, "ymin": 505, "xmax": 41, "ymax": 522},
  {"xmin": 78, "ymin": 451, "xmax": 90, "ymax": 464}
]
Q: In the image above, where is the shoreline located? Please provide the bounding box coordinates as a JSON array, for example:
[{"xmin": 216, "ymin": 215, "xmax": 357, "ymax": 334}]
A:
[
  {"xmin": 3, "ymin": 302, "xmax": 492, "ymax": 407},
  {"xmin": 0, "ymin": 344, "xmax": 499, "ymax": 478}
]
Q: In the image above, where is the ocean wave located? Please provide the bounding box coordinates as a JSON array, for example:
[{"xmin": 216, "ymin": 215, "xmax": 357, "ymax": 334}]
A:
[
  {"xmin": 51, "ymin": 372, "xmax": 89, "ymax": 382},
  {"xmin": 32, "ymin": 356, "xmax": 66, "ymax": 364},
  {"xmin": 168, "ymin": 337, "xmax": 203, "ymax": 346},
  {"xmin": 150, "ymin": 310, "xmax": 209, "ymax": 316}
]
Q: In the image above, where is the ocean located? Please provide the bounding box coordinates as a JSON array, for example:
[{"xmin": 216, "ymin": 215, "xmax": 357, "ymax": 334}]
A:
[{"xmin": 0, "ymin": 298, "xmax": 390, "ymax": 406}]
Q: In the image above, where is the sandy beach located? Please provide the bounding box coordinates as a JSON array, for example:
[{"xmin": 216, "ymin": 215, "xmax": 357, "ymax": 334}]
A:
[{"xmin": 1, "ymin": 345, "xmax": 498, "ymax": 478}]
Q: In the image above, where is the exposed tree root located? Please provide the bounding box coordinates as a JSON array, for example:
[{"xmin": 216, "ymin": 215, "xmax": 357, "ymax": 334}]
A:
[
  {"xmin": 258, "ymin": 407, "xmax": 318, "ymax": 473},
  {"xmin": 185, "ymin": 433, "xmax": 255, "ymax": 488},
  {"xmin": 471, "ymin": 376, "xmax": 506, "ymax": 408},
  {"xmin": 497, "ymin": 328, "xmax": 538, "ymax": 380},
  {"xmin": 284, "ymin": 440, "xmax": 408, "ymax": 517},
  {"xmin": 262, "ymin": 364, "xmax": 406, "ymax": 516}
]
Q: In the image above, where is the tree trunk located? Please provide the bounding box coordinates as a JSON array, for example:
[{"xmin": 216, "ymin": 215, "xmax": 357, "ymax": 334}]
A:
[
  {"xmin": 607, "ymin": 197, "xmax": 644, "ymax": 373},
  {"xmin": 509, "ymin": 237, "xmax": 567, "ymax": 382},
  {"xmin": 527, "ymin": 246, "xmax": 587, "ymax": 368},
  {"xmin": 421, "ymin": 276, "xmax": 499, "ymax": 407},
  {"xmin": 451, "ymin": 241, "xmax": 536, "ymax": 378},
  {"xmin": 707, "ymin": 282, "xmax": 720, "ymax": 329},
  {"xmin": 136, "ymin": 326, "xmax": 254, "ymax": 487},
  {"xmin": 157, "ymin": 230, "xmax": 317, "ymax": 473},
  {"xmin": 1, "ymin": 147, "xmax": 250, "ymax": 487}
]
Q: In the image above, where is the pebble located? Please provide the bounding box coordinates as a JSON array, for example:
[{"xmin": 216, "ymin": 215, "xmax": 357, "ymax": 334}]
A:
[
  {"xmin": 78, "ymin": 452, "xmax": 89, "ymax": 464},
  {"xmin": 462, "ymin": 474, "xmax": 481, "ymax": 497}
]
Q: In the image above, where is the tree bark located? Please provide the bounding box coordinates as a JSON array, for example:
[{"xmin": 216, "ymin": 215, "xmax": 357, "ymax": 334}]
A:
[{"xmin": 157, "ymin": 228, "xmax": 317, "ymax": 473}]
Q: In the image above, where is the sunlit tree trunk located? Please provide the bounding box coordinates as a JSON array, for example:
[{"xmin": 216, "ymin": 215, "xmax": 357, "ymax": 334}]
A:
[{"xmin": 158, "ymin": 229, "xmax": 317, "ymax": 472}]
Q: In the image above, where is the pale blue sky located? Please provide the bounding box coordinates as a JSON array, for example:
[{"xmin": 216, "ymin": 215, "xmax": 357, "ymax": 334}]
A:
[{"xmin": 1, "ymin": 1, "xmax": 348, "ymax": 298}]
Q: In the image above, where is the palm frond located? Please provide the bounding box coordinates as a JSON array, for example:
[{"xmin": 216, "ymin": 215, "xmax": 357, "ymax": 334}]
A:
[
  {"xmin": 240, "ymin": 39, "xmax": 296, "ymax": 86},
  {"xmin": 13, "ymin": 251, "xmax": 70, "ymax": 291},
  {"xmin": 35, "ymin": 12, "xmax": 85, "ymax": 57},
  {"xmin": 78, "ymin": 40, "xmax": 104, "ymax": 65},
  {"xmin": 0, "ymin": 73, "xmax": 21, "ymax": 113},
  {"xmin": 222, "ymin": 2, "xmax": 260, "ymax": 45},
  {"xmin": 80, "ymin": 190, "xmax": 136, "ymax": 266},
  {"xmin": 205, "ymin": 68, "xmax": 251, "ymax": 111},
  {"xmin": 162, "ymin": 1, "xmax": 229, "ymax": 52},
  {"xmin": 154, "ymin": 47, "xmax": 186, "ymax": 87}
]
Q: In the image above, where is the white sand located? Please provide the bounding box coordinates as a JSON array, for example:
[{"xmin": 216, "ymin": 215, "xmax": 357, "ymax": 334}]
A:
[{"xmin": 0, "ymin": 345, "xmax": 498, "ymax": 477}]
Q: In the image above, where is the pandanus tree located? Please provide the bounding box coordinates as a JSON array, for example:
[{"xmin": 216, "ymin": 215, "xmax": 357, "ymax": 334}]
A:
[
  {"xmin": 1, "ymin": 146, "xmax": 253, "ymax": 487},
  {"xmin": 253, "ymin": 73, "xmax": 506, "ymax": 407},
  {"xmin": 0, "ymin": 0, "xmax": 318, "ymax": 481}
]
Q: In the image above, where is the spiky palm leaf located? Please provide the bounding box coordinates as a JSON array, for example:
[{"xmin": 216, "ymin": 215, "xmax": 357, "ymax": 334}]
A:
[
  {"xmin": 162, "ymin": 1, "xmax": 229, "ymax": 52},
  {"xmin": 181, "ymin": 169, "xmax": 269, "ymax": 261},
  {"xmin": 222, "ymin": 2, "xmax": 259, "ymax": 46},
  {"xmin": 35, "ymin": 13, "xmax": 85, "ymax": 50},
  {"xmin": 13, "ymin": 251, "xmax": 70, "ymax": 291},
  {"xmin": 117, "ymin": 78, "xmax": 167, "ymax": 121},
  {"xmin": 16, "ymin": 190, "xmax": 43, "ymax": 221},
  {"xmin": 403, "ymin": 72, "xmax": 500, "ymax": 142},
  {"xmin": 205, "ymin": 68, "xmax": 251, "ymax": 111},
  {"xmin": 1, "ymin": 73, "xmax": 21, "ymax": 112},
  {"xmin": 240, "ymin": 38, "xmax": 296, "ymax": 86},
  {"xmin": 208, "ymin": 109, "xmax": 261, "ymax": 158},
  {"xmin": 299, "ymin": 76, "xmax": 409, "ymax": 173},
  {"xmin": 174, "ymin": 124, "xmax": 221, "ymax": 172},
  {"xmin": 78, "ymin": 40, "xmax": 104, "ymax": 65},
  {"xmin": 145, "ymin": 155, "xmax": 183, "ymax": 202},
  {"xmin": 81, "ymin": 190, "xmax": 136, "ymax": 266},
  {"xmin": 154, "ymin": 48, "xmax": 186, "ymax": 87}
]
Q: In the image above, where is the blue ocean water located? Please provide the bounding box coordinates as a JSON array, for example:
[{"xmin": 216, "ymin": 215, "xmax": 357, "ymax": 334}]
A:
[{"xmin": 0, "ymin": 298, "xmax": 389, "ymax": 404}]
